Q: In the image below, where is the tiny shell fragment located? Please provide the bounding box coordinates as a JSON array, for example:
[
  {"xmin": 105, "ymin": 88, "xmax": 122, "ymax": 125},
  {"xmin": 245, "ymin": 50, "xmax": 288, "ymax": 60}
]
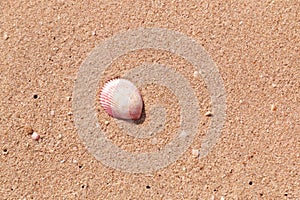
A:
[
  {"xmin": 271, "ymin": 104, "xmax": 277, "ymax": 111},
  {"xmin": 3, "ymin": 32, "xmax": 9, "ymax": 40},
  {"xmin": 193, "ymin": 71, "xmax": 199, "ymax": 78},
  {"xmin": 192, "ymin": 149, "xmax": 199, "ymax": 157},
  {"xmin": 205, "ymin": 111, "xmax": 213, "ymax": 116},
  {"xmin": 32, "ymin": 132, "xmax": 40, "ymax": 140}
]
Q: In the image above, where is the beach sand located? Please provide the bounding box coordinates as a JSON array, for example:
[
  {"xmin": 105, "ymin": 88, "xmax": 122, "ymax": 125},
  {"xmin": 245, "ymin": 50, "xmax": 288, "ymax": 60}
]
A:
[{"xmin": 1, "ymin": 1, "xmax": 299, "ymax": 199}]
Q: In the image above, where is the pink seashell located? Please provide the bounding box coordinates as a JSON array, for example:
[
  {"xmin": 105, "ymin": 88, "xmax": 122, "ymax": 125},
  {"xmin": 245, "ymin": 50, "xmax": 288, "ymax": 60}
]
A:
[
  {"xmin": 31, "ymin": 132, "xmax": 40, "ymax": 141},
  {"xmin": 100, "ymin": 79, "xmax": 143, "ymax": 120}
]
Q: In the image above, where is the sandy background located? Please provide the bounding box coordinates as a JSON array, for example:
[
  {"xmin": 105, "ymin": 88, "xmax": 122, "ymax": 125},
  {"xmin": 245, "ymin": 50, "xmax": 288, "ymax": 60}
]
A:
[{"xmin": 1, "ymin": 0, "xmax": 299, "ymax": 199}]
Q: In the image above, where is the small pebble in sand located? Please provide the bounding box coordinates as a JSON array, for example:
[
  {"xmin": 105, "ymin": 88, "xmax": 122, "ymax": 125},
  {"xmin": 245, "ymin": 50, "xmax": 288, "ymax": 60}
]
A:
[
  {"xmin": 67, "ymin": 111, "xmax": 73, "ymax": 116},
  {"xmin": 271, "ymin": 104, "xmax": 277, "ymax": 111},
  {"xmin": 50, "ymin": 110, "xmax": 55, "ymax": 116},
  {"xmin": 192, "ymin": 149, "xmax": 199, "ymax": 157},
  {"xmin": 3, "ymin": 32, "xmax": 9, "ymax": 40},
  {"xmin": 2, "ymin": 149, "xmax": 8, "ymax": 155},
  {"xmin": 104, "ymin": 121, "xmax": 110, "ymax": 125},
  {"xmin": 205, "ymin": 111, "xmax": 213, "ymax": 117},
  {"xmin": 193, "ymin": 71, "xmax": 199, "ymax": 78},
  {"xmin": 31, "ymin": 132, "xmax": 40, "ymax": 141},
  {"xmin": 66, "ymin": 96, "xmax": 72, "ymax": 101}
]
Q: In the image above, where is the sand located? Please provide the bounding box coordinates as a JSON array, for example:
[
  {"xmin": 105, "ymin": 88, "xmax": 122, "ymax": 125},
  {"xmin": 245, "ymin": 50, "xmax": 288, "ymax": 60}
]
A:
[{"xmin": 0, "ymin": 1, "xmax": 299, "ymax": 199}]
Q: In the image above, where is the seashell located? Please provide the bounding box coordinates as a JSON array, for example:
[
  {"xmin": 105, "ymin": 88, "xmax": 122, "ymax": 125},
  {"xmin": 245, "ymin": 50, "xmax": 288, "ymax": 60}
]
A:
[
  {"xmin": 31, "ymin": 132, "xmax": 40, "ymax": 141},
  {"xmin": 100, "ymin": 78, "xmax": 143, "ymax": 120}
]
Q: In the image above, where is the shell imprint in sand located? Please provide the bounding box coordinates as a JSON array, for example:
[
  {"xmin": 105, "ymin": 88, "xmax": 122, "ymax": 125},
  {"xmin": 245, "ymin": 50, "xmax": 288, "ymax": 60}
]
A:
[{"xmin": 100, "ymin": 79, "xmax": 143, "ymax": 120}]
